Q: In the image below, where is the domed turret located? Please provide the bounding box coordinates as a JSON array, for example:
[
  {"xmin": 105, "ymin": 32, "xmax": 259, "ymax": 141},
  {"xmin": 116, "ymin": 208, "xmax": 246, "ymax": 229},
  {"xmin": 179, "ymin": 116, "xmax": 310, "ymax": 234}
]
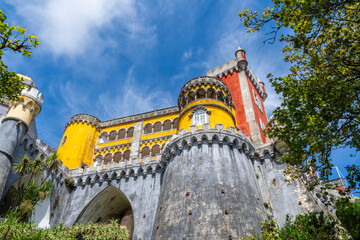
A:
[{"xmin": 177, "ymin": 76, "xmax": 236, "ymax": 132}]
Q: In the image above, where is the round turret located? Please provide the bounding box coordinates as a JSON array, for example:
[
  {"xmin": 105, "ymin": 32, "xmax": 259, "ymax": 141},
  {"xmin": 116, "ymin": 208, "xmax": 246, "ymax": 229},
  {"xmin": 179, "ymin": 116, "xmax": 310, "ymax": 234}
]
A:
[
  {"xmin": 4, "ymin": 84, "xmax": 43, "ymax": 131},
  {"xmin": 235, "ymin": 46, "xmax": 248, "ymax": 71},
  {"xmin": 57, "ymin": 114, "xmax": 101, "ymax": 169},
  {"xmin": 177, "ymin": 76, "xmax": 236, "ymax": 132}
]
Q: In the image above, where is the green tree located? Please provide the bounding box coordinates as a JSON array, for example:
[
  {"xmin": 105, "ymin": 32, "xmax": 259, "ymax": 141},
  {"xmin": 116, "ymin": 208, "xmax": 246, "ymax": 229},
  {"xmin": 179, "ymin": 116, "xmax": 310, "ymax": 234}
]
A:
[
  {"xmin": 0, "ymin": 9, "xmax": 39, "ymax": 101},
  {"xmin": 4, "ymin": 153, "xmax": 60, "ymax": 222},
  {"xmin": 239, "ymin": 1, "xmax": 360, "ymax": 192},
  {"xmin": 336, "ymin": 198, "xmax": 360, "ymax": 239}
]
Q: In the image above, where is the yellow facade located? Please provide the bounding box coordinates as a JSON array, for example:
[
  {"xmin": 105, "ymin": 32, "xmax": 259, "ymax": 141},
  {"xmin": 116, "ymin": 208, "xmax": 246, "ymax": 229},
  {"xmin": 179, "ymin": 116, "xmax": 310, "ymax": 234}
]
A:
[
  {"xmin": 57, "ymin": 76, "xmax": 237, "ymax": 169},
  {"xmin": 57, "ymin": 122, "xmax": 99, "ymax": 169},
  {"xmin": 179, "ymin": 99, "xmax": 236, "ymax": 132}
]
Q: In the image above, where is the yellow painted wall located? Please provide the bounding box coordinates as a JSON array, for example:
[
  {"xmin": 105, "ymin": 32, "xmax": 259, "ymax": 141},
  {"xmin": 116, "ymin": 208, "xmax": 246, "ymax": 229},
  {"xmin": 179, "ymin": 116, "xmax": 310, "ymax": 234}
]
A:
[
  {"xmin": 96, "ymin": 138, "xmax": 133, "ymax": 148},
  {"xmin": 140, "ymin": 138, "xmax": 169, "ymax": 149},
  {"xmin": 179, "ymin": 99, "xmax": 236, "ymax": 132},
  {"xmin": 96, "ymin": 145, "xmax": 131, "ymax": 156},
  {"xmin": 57, "ymin": 122, "xmax": 99, "ymax": 169},
  {"xmin": 182, "ymin": 99, "xmax": 228, "ymax": 113}
]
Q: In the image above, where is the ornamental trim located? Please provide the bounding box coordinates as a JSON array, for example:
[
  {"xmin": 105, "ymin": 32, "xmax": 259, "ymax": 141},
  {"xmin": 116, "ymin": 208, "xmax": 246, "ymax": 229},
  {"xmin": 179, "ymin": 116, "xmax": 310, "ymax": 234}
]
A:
[{"xmin": 188, "ymin": 106, "xmax": 211, "ymax": 118}]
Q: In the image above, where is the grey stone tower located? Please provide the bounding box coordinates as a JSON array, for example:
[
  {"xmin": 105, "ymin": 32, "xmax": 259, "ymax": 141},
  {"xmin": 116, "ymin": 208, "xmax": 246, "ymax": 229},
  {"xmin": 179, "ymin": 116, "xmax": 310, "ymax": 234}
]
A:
[
  {"xmin": 152, "ymin": 129, "xmax": 267, "ymax": 239},
  {"xmin": 0, "ymin": 82, "xmax": 43, "ymax": 199}
]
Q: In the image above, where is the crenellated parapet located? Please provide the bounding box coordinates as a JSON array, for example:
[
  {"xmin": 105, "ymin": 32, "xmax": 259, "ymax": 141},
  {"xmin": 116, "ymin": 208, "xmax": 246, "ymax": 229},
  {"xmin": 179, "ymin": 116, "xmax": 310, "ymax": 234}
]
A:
[
  {"xmin": 36, "ymin": 139, "xmax": 56, "ymax": 156},
  {"xmin": 65, "ymin": 113, "xmax": 101, "ymax": 130},
  {"xmin": 18, "ymin": 137, "xmax": 55, "ymax": 160},
  {"xmin": 55, "ymin": 156, "xmax": 164, "ymax": 187},
  {"xmin": 207, "ymin": 60, "xmax": 267, "ymax": 100},
  {"xmin": 161, "ymin": 127, "xmax": 257, "ymax": 163},
  {"xmin": 4, "ymin": 85, "xmax": 44, "ymax": 129},
  {"xmin": 206, "ymin": 59, "xmax": 238, "ymax": 78},
  {"xmin": 19, "ymin": 86, "xmax": 44, "ymax": 107}
]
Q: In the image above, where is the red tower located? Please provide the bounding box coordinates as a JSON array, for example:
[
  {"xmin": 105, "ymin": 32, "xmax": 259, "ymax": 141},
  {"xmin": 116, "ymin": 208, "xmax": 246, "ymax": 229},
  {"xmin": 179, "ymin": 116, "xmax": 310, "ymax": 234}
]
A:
[{"xmin": 207, "ymin": 47, "xmax": 269, "ymax": 144}]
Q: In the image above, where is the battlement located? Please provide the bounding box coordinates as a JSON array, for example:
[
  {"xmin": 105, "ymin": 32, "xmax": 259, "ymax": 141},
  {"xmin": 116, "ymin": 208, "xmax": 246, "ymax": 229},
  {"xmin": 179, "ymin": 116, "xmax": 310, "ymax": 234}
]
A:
[
  {"xmin": 20, "ymin": 86, "xmax": 44, "ymax": 106},
  {"xmin": 65, "ymin": 113, "xmax": 101, "ymax": 130},
  {"xmin": 19, "ymin": 136, "xmax": 55, "ymax": 159},
  {"xmin": 207, "ymin": 59, "xmax": 238, "ymax": 77},
  {"xmin": 36, "ymin": 139, "xmax": 56, "ymax": 156},
  {"xmin": 55, "ymin": 153, "xmax": 163, "ymax": 187},
  {"xmin": 207, "ymin": 60, "xmax": 267, "ymax": 100}
]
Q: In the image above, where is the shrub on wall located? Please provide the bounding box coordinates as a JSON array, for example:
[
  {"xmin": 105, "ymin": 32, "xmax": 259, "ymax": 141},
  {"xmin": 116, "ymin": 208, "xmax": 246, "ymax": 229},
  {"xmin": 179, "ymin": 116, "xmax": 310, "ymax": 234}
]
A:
[
  {"xmin": 0, "ymin": 219, "xmax": 129, "ymax": 240},
  {"xmin": 241, "ymin": 212, "xmax": 339, "ymax": 240}
]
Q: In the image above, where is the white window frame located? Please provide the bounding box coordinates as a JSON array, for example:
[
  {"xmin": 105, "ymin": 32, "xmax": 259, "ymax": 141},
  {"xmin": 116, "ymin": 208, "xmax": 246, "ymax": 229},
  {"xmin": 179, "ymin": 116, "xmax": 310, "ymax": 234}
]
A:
[
  {"xmin": 192, "ymin": 110, "xmax": 208, "ymax": 126},
  {"xmin": 260, "ymin": 119, "xmax": 266, "ymax": 130},
  {"xmin": 253, "ymin": 90, "xmax": 263, "ymax": 113},
  {"xmin": 189, "ymin": 106, "xmax": 211, "ymax": 126}
]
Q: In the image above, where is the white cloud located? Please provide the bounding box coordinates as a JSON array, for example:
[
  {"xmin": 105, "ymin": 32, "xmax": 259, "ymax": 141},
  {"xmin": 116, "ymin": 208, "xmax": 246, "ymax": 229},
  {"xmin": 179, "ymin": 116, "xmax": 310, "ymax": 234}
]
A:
[
  {"xmin": 96, "ymin": 66, "xmax": 174, "ymax": 120},
  {"xmin": 181, "ymin": 49, "xmax": 193, "ymax": 62},
  {"xmin": 55, "ymin": 80, "xmax": 90, "ymax": 116},
  {"xmin": 6, "ymin": 0, "xmax": 156, "ymax": 57}
]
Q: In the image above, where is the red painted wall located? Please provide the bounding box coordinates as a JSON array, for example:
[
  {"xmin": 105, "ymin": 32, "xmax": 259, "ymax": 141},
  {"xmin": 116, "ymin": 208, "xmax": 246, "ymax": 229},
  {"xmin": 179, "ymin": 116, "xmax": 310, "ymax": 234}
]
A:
[
  {"xmin": 221, "ymin": 70, "xmax": 268, "ymax": 143},
  {"xmin": 246, "ymin": 76, "xmax": 268, "ymax": 143},
  {"xmin": 221, "ymin": 72, "xmax": 251, "ymax": 136}
]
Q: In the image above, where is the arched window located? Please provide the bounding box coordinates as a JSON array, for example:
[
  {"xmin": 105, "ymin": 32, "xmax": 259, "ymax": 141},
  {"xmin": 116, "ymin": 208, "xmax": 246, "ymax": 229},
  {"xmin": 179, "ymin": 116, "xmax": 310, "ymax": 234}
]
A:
[
  {"xmin": 109, "ymin": 130, "xmax": 117, "ymax": 141},
  {"xmin": 173, "ymin": 118, "xmax": 179, "ymax": 129},
  {"xmin": 118, "ymin": 129, "xmax": 126, "ymax": 139},
  {"xmin": 143, "ymin": 123, "xmax": 152, "ymax": 134},
  {"xmin": 151, "ymin": 145, "xmax": 161, "ymax": 157},
  {"xmin": 104, "ymin": 153, "xmax": 112, "ymax": 165},
  {"xmin": 94, "ymin": 155, "xmax": 103, "ymax": 167},
  {"xmin": 113, "ymin": 152, "xmax": 122, "ymax": 163},
  {"xmin": 141, "ymin": 146, "xmax": 150, "ymax": 158},
  {"xmin": 127, "ymin": 127, "xmax": 134, "ymax": 138},
  {"xmin": 193, "ymin": 110, "xmax": 206, "ymax": 126},
  {"xmin": 99, "ymin": 132, "xmax": 108, "ymax": 144},
  {"xmin": 123, "ymin": 150, "xmax": 130, "ymax": 160},
  {"xmin": 153, "ymin": 122, "xmax": 162, "ymax": 133},
  {"xmin": 189, "ymin": 106, "xmax": 211, "ymax": 126},
  {"xmin": 163, "ymin": 120, "xmax": 171, "ymax": 131}
]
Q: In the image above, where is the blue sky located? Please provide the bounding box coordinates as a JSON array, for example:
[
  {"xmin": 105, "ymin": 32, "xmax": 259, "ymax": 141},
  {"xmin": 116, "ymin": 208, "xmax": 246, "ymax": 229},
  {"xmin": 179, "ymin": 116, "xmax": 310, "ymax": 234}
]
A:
[{"xmin": 2, "ymin": 0, "xmax": 358, "ymax": 193}]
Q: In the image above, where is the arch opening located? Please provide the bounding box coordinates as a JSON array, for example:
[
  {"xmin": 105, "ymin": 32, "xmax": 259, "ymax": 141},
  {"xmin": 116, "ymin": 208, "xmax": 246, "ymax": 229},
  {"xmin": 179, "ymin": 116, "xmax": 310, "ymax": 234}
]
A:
[{"xmin": 75, "ymin": 185, "xmax": 134, "ymax": 238}]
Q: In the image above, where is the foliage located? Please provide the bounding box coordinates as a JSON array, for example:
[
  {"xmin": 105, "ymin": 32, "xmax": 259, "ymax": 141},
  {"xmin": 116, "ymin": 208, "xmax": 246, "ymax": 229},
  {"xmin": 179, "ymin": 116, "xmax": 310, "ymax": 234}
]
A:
[
  {"xmin": 64, "ymin": 177, "xmax": 75, "ymax": 189},
  {"xmin": 241, "ymin": 212, "xmax": 339, "ymax": 240},
  {"xmin": 3, "ymin": 153, "xmax": 60, "ymax": 222},
  {"xmin": 336, "ymin": 198, "xmax": 360, "ymax": 239},
  {"xmin": 0, "ymin": 9, "xmax": 39, "ymax": 101},
  {"xmin": 240, "ymin": 215, "xmax": 279, "ymax": 240},
  {"xmin": 239, "ymin": 0, "xmax": 360, "ymax": 191},
  {"xmin": 279, "ymin": 212, "xmax": 338, "ymax": 240},
  {"xmin": 0, "ymin": 218, "xmax": 129, "ymax": 240}
]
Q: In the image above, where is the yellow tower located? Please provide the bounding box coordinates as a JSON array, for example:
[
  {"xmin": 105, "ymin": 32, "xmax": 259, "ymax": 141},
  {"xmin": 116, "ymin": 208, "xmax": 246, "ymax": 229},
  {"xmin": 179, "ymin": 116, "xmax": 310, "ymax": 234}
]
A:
[
  {"xmin": 178, "ymin": 76, "xmax": 236, "ymax": 131},
  {"xmin": 57, "ymin": 114, "xmax": 101, "ymax": 169},
  {"xmin": 5, "ymin": 75, "xmax": 43, "ymax": 130}
]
